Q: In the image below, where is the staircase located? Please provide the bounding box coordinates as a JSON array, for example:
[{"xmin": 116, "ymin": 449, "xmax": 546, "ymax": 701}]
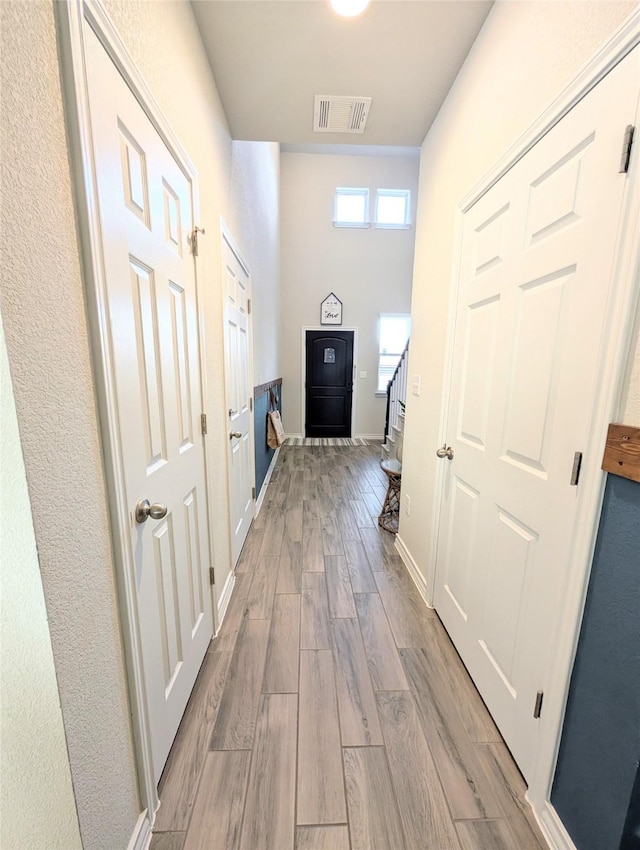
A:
[{"xmin": 382, "ymin": 339, "xmax": 408, "ymax": 464}]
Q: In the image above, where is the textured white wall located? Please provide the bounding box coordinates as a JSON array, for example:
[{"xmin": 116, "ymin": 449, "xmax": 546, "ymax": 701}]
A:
[
  {"xmin": 0, "ymin": 1, "xmax": 280, "ymax": 846},
  {"xmin": 280, "ymin": 152, "xmax": 419, "ymax": 436},
  {"xmin": 0, "ymin": 316, "xmax": 82, "ymax": 850},
  {"xmin": 399, "ymin": 0, "xmax": 638, "ymax": 585},
  {"xmin": 231, "ymin": 141, "xmax": 281, "ymax": 386},
  {"xmin": 0, "ymin": 3, "xmax": 141, "ymax": 847}
]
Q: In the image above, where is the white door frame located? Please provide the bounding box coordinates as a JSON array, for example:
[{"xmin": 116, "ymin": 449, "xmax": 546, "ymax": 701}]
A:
[
  {"xmin": 428, "ymin": 12, "xmax": 640, "ymax": 842},
  {"xmin": 301, "ymin": 327, "xmax": 359, "ymax": 438},
  {"xmin": 219, "ymin": 219, "xmax": 256, "ymax": 569},
  {"xmin": 57, "ymin": 1, "xmax": 216, "ymax": 839}
]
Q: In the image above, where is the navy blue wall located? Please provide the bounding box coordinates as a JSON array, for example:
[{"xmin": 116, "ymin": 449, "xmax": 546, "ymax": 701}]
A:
[
  {"xmin": 552, "ymin": 474, "xmax": 640, "ymax": 850},
  {"xmin": 254, "ymin": 382, "xmax": 281, "ymax": 496},
  {"xmin": 621, "ymin": 766, "xmax": 640, "ymax": 850}
]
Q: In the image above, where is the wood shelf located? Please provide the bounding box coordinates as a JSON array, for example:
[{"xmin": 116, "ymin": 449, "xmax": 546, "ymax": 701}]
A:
[{"xmin": 601, "ymin": 423, "xmax": 640, "ymax": 484}]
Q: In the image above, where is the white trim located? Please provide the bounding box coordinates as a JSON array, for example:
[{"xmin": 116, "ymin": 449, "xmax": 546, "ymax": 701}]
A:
[
  {"xmin": 535, "ymin": 801, "xmax": 578, "ymax": 850},
  {"xmin": 301, "ymin": 327, "xmax": 359, "ymax": 438},
  {"xmin": 428, "ymin": 10, "xmax": 640, "ymax": 832},
  {"xmin": 256, "ymin": 446, "xmax": 280, "ymax": 515},
  {"xmin": 216, "ymin": 571, "xmax": 235, "ymax": 629},
  {"xmin": 355, "ymin": 434, "xmax": 384, "ymax": 441},
  {"xmin": 126, "ymin": 811, "xmax": 153, "ymax": 850},
  {"xmin": 394, "ymin": 535, "xmax": 434, "ymax": 609},
  {"xmin": 56, "ymin": 0, "xmax": 216, "ymax": 824}
]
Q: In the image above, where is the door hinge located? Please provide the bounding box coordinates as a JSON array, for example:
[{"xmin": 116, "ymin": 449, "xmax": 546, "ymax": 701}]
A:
[
  {"xmin": 247, "ymin": 298, "xmax": 252, "ymax": 315},
  {"xmin": 533, "ymin": 690, "xmax": 544, "ymax": 719},
  {"xmin": 251, "ymin": 486, "xmax": 256, "ymax": 500},
  {"xmin": 570, "ymin": 451, "xmax": 583, "ymax": 486},
  {"xmin": 209, "ymin": 566, "xmax": 215, "ymax": 586},
  {"xmin": 249, "ymin": 397, "xmax": 253, "ymax": 412},
  {"xmin": 201, "ymin": 413, "xmax": 208, "ymax": 436},
  {"xmin": 191, "ymin": 226, "xmax": 206, "ymax": 257},
  {"xmin": 619, "ymin": 124, "xmax": 635, "ymax": 173}
]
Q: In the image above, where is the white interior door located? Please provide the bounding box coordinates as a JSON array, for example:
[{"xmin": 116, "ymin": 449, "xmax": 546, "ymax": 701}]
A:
[
  {"xmin": 221, "ymin": 233, "xmax": 254, "ymax": 566},
  {"xmin": 85, "ymin": 28, "xmax": 213, "ymax": 782},
  {"xmin": 434, "ymin": 49, "xmax": 639, "ymax": 781}
]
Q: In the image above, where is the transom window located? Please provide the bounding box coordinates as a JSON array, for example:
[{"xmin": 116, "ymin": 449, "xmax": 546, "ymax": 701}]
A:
[
  {"xmin": 378, "ymin": 314, "xmax": 411, "ymax": 392},
  {"xmin": 375, "ymin": 189, "xmax": 410, "ymax": 228},
  {"xmin": 334, "ymin": 187, "xmax": 369, "ymax": 227}
]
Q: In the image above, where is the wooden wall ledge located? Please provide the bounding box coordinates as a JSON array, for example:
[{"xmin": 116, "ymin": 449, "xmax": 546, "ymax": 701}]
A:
[
  {"xmin": 254, "ymin": 377, "xmax": 282, "ymax": 399},
  {"xmin": 602, "ymin": 423, "xmax": 640, "ymax": 484}
]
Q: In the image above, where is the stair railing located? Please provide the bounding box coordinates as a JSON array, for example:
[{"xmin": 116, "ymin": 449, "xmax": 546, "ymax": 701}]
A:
[{"xmin": 384, "ymin": 339, "xmax": 409, "ymax": 447}]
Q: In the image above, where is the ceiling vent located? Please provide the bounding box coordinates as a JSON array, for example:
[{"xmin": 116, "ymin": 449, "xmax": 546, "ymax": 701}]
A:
[{"xmin": 313, "ymin": 95, "xmax": 372, "ymax": 134}]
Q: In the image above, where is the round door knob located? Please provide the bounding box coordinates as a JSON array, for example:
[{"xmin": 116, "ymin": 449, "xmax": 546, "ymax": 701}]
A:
[
  {"xmin": 135, "ymin": 499, "xmax": 168, "ymax": 524},
  {"xmin": 436, "ymin": 444, "xmax": 454, "ymax": 460},
  {"xmin": 230, "ymin": 431, "xmax": 243, "ymax": 440}
]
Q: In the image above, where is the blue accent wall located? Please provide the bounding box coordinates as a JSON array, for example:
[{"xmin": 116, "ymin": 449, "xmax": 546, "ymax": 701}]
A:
[
  {"xmin": 552, "ymin": 474, "xmax": 640, "ymax": 850},
  {"xmin": 254, "ymin": 383, "xmax": 281, "ymax": 496},
  {"xmin": 621, "ymin": 765, "xmax": 640, "ymax": 850}
]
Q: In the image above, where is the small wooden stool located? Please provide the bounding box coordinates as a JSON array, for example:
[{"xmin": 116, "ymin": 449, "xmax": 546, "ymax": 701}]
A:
[{"xmin": 379, "ymin": 459, "xmax": 402, "ymax": 534}]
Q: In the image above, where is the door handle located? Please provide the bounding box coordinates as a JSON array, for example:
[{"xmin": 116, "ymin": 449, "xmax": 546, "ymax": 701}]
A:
[
  {"xmin": 229, "ymin": 408, "xmax": 237, "ymax": 417},
  {"xmin": 230, "ymin": 431, "xmax": 242, "ymax": 440},
  {"xmin": 135, "ymin": 499, "xmax": 168, "ymax": 524},
  {"xmin": 436, "ymin": 444, "xmax": 454, "ymax": 460}
]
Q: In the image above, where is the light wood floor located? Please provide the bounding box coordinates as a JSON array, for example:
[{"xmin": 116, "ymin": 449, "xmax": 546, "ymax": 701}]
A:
[{"xmin": 151, "ymin": 445, "xmax": 547, "ymax": 850}]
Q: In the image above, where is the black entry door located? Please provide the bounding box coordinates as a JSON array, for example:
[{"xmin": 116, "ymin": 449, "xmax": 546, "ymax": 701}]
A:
[{"xmin": 305, "ymin": 330, "xmax": 354, "ymax": 438}]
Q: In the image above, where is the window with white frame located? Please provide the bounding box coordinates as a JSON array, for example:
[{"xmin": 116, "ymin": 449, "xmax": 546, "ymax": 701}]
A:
[
  {"xmin": 377, "ymin": 314, "xmax": 411, "ymax": 392},
  {"xmin": 334, "ymin": 187, "xmax": 369, "ymax": 227},
  {"xmin": 375, "ymin": 189, "xmax": 411, "ymax": 228}
]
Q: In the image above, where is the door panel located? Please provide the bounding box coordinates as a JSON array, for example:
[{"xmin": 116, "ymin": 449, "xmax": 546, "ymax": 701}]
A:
[
  {"xmin": 434, "ymin": 49, "xmax": 639, "ymax": 781},
  {"xmin": 85, "ymin": 28, "xmax": 213, "ymax": 782},
  {"xmin": 305, "ymin": 331, "xmax": 354, "ymax": 437},
  {"xmin": 222, "ymin": 235, "xmax": 254, "ymax": 566}
]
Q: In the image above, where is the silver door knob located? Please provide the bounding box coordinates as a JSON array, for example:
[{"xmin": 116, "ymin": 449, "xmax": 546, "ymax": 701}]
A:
[
  {"xmin": 135, "ymin": 499, "xmax": 168, "ymax": 524},
  {"xmin": 230, "ymin": 431, "xmax": 242, "ymax": 440},
  {"xmin": 436, "ymin": 444, "xmax": 454, "ymax": 460}
]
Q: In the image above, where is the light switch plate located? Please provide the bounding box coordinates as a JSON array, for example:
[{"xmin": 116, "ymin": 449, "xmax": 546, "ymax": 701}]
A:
[
  {"xmin": 412, "ymin": 375, "xmax": 421, "ymax": 396},
  {"xmin": 359, "ymin": 371, "xmax": 367, "ymax": 379}
]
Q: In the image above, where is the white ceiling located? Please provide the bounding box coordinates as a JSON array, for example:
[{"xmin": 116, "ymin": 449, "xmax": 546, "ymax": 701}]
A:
[{"xmin": 192, "ymin": 1, "xmax": 494, "ymax": 148}]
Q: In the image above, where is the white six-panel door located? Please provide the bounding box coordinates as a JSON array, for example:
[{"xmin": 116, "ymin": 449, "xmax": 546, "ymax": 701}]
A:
[
  {"xmin": 222, "ymin": 234, "xmax": 254, "ymax": 567},
  {"xmin": 434, "ymin": 48, "xmax": 639, "ymax": 781},
  {"xmin": 85, "ymin": 27, "xmax": 213, "ymax": 782}
]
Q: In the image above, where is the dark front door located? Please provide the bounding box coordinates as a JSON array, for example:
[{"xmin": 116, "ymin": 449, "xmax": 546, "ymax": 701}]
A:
[{"xmin": 305, "ymin": 330, "xmax": 354, "ymax": 438}]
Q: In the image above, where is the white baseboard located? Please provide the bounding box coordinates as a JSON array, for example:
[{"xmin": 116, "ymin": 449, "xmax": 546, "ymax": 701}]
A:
[
  {"xmin": 395, "ymin": 534, "xmax": 434, "ymax": 609},
  {"xmin": 356, "ymin": 433, "xmax": 384, "ymax": 440},
  {"xmin": 216, "ymin": 570, "xmax": 235, "ymax": 628},
  {"xmin": 285, "ymin": 433, "xmax": 302, "ymax": 439},
  {"xmin": 535, "ymin": 801, "xmax": 576, "ymax": 850},
  {"xmin": 127, "ymin": 810, "xmax": 153, "ymax": 850},
  {"xmin": 256, "ymin": 447, "xmax": 280, "ymax": 515}
]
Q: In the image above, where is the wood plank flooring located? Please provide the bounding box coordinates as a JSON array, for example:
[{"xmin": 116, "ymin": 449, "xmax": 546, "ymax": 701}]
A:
[{"xmin": 152, "ymin": 445, "xmax": 548, "ymax": 850}]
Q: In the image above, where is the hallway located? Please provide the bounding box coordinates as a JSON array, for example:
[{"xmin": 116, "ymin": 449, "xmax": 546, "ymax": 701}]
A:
[{"xmin": 151, "ymin": 444, "xmax": 547, "ymax": 850}]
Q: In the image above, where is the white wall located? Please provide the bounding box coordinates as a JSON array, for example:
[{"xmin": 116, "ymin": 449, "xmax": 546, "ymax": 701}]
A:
[
  {"xmin": 0, "ymin": 315, "xmax": 82, "ymax": 849},
  {"xmin": 0, "ymin": 1, "xmax": 280, "ymax": 845},
  {"xmin": 231, "ymin": 141, "xmax": 281, "ymax": 387},
  {"xmin": 280, "ymin": 152, "xmax": 419, "ymax": 437},
  {"xmin": 399, "ymin": 1, "xmax": 638, "ymax": 587},
  {"xmin": 0, "ymin": 3, "xmax": 140, "ymax": 846}
]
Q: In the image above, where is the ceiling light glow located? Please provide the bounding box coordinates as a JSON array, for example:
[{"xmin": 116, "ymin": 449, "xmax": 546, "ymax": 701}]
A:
[{"xmin": 329, "ymin": 0, "xmax": 371, "ymax": 20}]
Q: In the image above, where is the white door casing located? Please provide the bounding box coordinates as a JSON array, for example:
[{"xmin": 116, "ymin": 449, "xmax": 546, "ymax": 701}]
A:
[
  {"xmin": 433, "ymin": 48, "xmax": 640, "ymax": 783},
  {"xmin": 221, "ymin": 229, "xmax": 255, "ymax": 567},
  {"xmin": 84, "ymin": 26, "xmax": 213, "ymax": 783}
]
